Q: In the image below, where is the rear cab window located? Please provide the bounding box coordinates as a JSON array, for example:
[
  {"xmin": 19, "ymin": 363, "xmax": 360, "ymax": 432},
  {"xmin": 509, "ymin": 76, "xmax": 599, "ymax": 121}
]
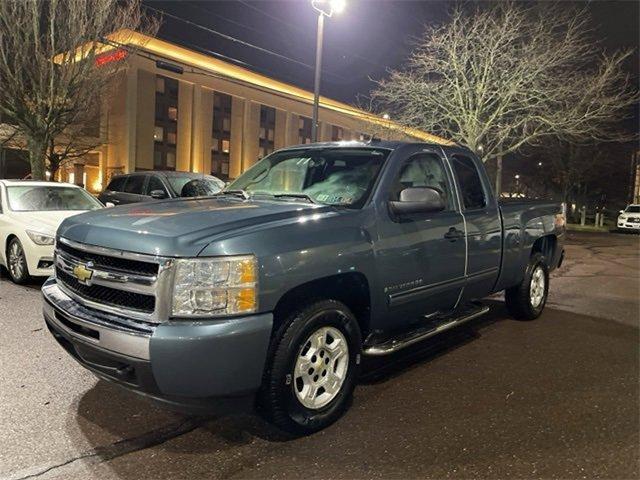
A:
[{"xmin": 451, "ymin": 155, "xmax": 487, "ymax": 210}]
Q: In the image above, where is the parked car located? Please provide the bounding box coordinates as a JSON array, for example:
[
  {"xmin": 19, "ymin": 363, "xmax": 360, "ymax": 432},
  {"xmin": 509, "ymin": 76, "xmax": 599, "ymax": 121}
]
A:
[
  {"xmin": 617, "ymin": 204, "xmax": 640, "ymax": 232},
  {"xmin": 0, "ymin": 180, "xmax": 103, "ymax": 283},
  {"xmin": 98, "ymin": 171, "xmax": 225, "ymax": 206},
  {"xmin": 43, "ymin": 141, "xmax": 565, "ymax": 434}
]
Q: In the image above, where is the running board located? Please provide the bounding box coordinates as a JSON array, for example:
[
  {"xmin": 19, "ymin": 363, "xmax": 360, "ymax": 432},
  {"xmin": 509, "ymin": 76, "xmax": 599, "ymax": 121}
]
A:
[{"xmin": 363, "ymin": 304, "xmax": 490, "ymax": 357}]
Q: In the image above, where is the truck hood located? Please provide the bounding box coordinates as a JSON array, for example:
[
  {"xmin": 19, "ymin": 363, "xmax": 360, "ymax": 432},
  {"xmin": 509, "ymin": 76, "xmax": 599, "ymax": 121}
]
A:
[{"xmin": 57, "ymin": 196, "xmax": 334, "ymax": 257}]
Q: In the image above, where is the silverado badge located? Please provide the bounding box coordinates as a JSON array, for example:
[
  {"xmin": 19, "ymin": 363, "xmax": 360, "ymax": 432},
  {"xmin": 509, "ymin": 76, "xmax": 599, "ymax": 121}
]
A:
[{"xmin": 72, "ymin": 263, "xmax": 94, "ymax": 284}]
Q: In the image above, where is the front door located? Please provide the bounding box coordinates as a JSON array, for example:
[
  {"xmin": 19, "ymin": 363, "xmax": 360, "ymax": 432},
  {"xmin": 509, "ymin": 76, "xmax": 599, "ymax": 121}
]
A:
[{"xmin": 374, "ymin": 148, "xmax": 466, "ymax": 329}]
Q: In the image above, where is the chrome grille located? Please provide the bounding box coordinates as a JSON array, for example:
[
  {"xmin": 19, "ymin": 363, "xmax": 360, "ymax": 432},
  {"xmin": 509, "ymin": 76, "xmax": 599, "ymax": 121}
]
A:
[
  {"xmin": 54, "ymin": 238, "xmax": 174, "ymax": 323},
  {"xmin": 57, "ymin": 240, "xmax": 159, "ymax": 275},
  {"xmin": 55, "ymin": 268, "xmax": 155, "ymax": 313}
]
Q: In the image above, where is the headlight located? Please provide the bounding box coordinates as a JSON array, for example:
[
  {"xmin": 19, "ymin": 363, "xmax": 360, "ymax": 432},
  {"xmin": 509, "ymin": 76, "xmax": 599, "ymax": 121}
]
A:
[
  {"xmin": 171, "ymin": 255, "xmax": 257, "ymax": 317},
  {"xmin": 26, "ymin": 230, "xmax": 55, "ymax": 246}
]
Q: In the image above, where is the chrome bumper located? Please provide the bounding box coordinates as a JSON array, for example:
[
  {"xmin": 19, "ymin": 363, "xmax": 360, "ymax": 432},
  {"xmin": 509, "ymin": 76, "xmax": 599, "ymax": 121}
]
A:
[{"xmin": 42, "ymin": 279, "xmax": 153, "ymax": 360}]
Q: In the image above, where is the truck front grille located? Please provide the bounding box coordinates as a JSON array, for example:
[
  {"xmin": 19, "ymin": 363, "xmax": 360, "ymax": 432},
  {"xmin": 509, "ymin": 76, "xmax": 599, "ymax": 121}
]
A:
[
  {"xmin": 56, "ymin": 268, "xmax": 156, "ymax": 313},
  {"xmin": 57, "ymin": 241, "xmax": 159, "ymax": 275},
  {"xmin": 54, "ymin": 238, "xmax": 171, "ymax": 322}
]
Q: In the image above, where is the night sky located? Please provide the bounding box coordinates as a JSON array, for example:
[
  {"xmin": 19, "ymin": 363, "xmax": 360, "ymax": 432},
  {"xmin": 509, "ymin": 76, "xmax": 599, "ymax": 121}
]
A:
[{"xmin": 146, "ymin": 0, "xmax": 639, "ymax": 107}]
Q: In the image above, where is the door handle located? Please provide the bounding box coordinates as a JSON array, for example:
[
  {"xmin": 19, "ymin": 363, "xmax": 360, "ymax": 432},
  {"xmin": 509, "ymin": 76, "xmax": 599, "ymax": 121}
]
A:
[{"xmin": 444, "ymin": 227, "xmax": 464, "ymax": 241}]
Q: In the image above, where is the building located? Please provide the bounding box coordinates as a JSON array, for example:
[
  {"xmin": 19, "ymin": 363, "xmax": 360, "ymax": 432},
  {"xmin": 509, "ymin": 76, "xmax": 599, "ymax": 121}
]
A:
[{"xmin": 0, "ymin": 30, "xmax": 451, "ymax": 192}]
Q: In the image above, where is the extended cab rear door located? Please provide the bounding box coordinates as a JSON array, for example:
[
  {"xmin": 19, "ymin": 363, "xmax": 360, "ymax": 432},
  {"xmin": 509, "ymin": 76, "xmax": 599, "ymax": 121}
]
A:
[
  {"xmin": 445, "ymin": 149, "xmax": 502, "ymax": 300},
  {"xmin": 374, "ymin": 145, "xmax": 467, "ymax": 324}
]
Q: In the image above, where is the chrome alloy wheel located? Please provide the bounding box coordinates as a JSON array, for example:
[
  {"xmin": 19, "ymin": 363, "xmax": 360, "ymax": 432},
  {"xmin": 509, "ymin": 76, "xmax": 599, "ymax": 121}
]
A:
[
  {"xmin": 8, "ymin": 241, "xmax": 26, "ymax": 280},
  {"xmin": 293, "ymin": 326, "xmax": 349, "ymax": 410},
  {"xmin": 530, "ymin": 265, "xmax": 546, "ymax": 308}
]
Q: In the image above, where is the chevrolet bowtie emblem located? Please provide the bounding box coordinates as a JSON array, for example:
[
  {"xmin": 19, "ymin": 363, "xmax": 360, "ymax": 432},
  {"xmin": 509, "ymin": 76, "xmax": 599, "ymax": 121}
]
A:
[{"xmin": 72, "ymin": 264, "xmax": 93, "ymax": 284}]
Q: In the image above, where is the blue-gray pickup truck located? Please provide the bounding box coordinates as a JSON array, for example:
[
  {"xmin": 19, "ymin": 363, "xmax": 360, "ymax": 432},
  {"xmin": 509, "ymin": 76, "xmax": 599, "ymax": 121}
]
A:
[{"xmin": 43, "ymin": 141, "xmax": 565, "ymax": 434}]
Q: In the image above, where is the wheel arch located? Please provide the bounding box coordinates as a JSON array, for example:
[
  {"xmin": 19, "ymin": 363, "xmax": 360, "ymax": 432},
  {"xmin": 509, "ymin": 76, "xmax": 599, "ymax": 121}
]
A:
[{"xmin": 272, "ymin": 272, "xmax": 371, "ymax": 339}]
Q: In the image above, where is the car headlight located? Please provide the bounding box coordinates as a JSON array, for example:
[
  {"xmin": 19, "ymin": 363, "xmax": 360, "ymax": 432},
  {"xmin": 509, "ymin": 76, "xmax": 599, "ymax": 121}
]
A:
[
  {"xmin": 171, "ymin": 255, "xmax": 258, "ymax": 317},
  {"xmin": 26, "ymin": 230, "xmax": 55, "ymax": 246}
]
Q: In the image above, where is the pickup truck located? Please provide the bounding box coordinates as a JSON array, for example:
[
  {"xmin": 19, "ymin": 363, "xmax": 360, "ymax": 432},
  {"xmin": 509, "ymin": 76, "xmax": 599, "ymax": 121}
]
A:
[{"xmin": 42, "ymin": 141, "xmax": 565, "ymax": 434}]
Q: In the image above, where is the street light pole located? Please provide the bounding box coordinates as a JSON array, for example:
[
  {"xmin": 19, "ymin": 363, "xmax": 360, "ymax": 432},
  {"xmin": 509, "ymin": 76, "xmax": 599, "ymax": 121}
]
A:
[
  {"xmin": 310, "ymin": 0, "xmax": 345, "ymax": 143},
  {"xmin": 311, "ymin": 12, "xmax": 325, "ymax": 143}
]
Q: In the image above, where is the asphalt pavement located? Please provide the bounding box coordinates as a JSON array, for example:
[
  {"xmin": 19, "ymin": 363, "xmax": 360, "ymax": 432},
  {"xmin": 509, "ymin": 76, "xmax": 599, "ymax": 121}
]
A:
[{"xmin": 0, "ymin": 231, "xmax": 638, "ymax": 480}]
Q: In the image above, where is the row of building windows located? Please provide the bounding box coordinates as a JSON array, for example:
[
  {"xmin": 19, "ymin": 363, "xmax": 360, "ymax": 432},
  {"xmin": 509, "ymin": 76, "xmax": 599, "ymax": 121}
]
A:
[{"xmin": 151, "ymin": 74, "xmax": 364, "ymax": 180}]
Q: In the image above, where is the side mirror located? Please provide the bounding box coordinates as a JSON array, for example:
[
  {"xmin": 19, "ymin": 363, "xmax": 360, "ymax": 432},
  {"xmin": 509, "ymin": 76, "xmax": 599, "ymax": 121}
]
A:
[
  {"xmin": 150, "ymin": 189, "xmax": 167, "ymax": 199},
  {"xmin": 389, "ymin": 187, "xmax": 445, "ymax": 216}
]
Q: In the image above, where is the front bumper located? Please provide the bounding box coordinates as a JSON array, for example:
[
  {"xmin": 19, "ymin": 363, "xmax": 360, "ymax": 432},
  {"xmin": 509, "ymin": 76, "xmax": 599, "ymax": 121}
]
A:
[
  {"xmin": 42, "ymin": 278, "xmax": 273, "ymax": 414},
  {"xmin": 617, "ymin": 221, "xmax": 640, "ymax": 231}
]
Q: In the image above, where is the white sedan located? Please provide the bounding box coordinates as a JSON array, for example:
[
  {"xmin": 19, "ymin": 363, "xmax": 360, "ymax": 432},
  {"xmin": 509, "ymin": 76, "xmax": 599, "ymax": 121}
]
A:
[
  {"xmin": 0, "ymin": 180, "xmax": 103, "ymax": 283},
  {"xmin": 617, "ymin": 204, "xmax": 640, "ymax": 232}
]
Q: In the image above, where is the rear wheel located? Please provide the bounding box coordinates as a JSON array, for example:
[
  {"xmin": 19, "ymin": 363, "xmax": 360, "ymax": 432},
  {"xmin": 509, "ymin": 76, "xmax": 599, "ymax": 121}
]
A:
[
  {"xmin": 505, "ymin": 253, "xmax": 549, "ymax": 320},
  {"xmin": 7, "ymin": 238, "xmax": 30, "ymax": 284},
  {"xmin": 258, "ymin": 299, "xmax": 361, "ymax": 435}
]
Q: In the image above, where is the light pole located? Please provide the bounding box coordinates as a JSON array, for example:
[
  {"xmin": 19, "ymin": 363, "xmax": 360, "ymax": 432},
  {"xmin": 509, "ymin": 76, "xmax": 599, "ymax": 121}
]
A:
[{"xmin": 310, "ymin": 0, "xmax": 345, "ymax": 142}]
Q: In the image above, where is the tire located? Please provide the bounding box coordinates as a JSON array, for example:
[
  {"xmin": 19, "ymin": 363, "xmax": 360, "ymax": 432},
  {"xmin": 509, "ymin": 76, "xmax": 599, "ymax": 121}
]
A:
[
  {"xmin": 258, "ymin": 299, "xmax": 362, "ymax": 435},
  {"xmin": 505, "ymin": 253, "xmax": 549, "ymax": 320},
  {"xmin": 6, "ymin": 237, "xmax": 30, "ymax": 284}
]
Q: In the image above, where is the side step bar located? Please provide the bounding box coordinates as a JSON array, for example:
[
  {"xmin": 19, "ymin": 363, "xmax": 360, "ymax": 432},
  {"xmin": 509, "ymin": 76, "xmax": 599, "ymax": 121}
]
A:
[{"xmin": 363, "ymin": 304, "xmax": 490, "ymax": 357}]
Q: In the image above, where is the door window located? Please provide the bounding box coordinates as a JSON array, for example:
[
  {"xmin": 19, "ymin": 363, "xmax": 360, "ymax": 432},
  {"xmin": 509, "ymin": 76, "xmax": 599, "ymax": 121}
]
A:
[
  {"xmin": 123, "ymin": 175, "xmax": 146, "ymax": 195},
  {"xmin": 146, "ymin": 176, "xmax": 167, "ymax": 196},
  {"xmin": 391, "ymin": 153, "xmax": 453, "ymax": 210},
  {"xmin": 451, "ymin": 155, "xmax": 487, "ymax": 210},
  {"xmin": 107, "ymin": 176, "xmax": 126, "ymax": 192}
]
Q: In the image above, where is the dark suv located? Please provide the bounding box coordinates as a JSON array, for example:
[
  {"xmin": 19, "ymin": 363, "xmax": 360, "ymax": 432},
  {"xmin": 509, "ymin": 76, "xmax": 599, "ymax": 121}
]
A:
[{"xmin": 98, "ymin": 171, "xmax": 225, "ymax": 206}]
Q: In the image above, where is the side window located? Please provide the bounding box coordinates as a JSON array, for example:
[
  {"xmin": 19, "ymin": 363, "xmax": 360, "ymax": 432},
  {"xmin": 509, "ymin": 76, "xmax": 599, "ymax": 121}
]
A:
[
  {"xmin": 451, "ymin": 155, "xmax": 487, "ymax": 210},
  {"xmin": 107, "ymin": 176, "xmax": 126, "ymax": 192},
  {"xmin": 391, "ymin": 153, "xmax": 453, "ymax": 210},
  {"xmin": 146, "ymin": 176, "xmax": 167, "ymax": 196},
  {"xmin": 123, "ymin": 175, "xmax": 146, "ymax": 195}
]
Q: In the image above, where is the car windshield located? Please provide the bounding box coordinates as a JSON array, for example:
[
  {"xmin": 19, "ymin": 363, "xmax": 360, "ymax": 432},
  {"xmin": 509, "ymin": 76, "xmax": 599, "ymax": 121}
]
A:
[
  {"xmin": 227, "ymin": 148, "xmax": 390, "ymax": 207},
  {"xmin": 166, "ymin": 175, "xmax": 225, "ymax": 197},
  {"xmin": 625, "ymin": 205, "xmax": 640, "ymax": 213},
  {"xmin": 6, "ymin": 185, "xmax": 103, "ymax": 212}
]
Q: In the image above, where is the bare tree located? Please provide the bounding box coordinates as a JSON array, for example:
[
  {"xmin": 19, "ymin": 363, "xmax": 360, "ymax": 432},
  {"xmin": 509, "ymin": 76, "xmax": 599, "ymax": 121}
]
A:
[
  {"xmin": 371, "ymin": 2, "xmax": 638, "ymax": 194},
  {"xmin": 0, "ymin": 0, "xmax": 157, "ymax": 180}
]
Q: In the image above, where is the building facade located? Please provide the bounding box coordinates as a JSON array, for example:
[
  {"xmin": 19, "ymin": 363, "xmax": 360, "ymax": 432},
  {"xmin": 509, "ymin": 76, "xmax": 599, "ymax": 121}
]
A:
[{"xmin": 1, "ymin": 31, "xmax": 450, "ymax": 192}]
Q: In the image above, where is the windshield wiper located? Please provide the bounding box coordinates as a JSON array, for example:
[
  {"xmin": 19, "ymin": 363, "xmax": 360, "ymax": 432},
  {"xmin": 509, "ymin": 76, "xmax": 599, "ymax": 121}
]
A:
[
  {"xmin": 271, "ymin": 193, "xmax": 317, "ymax": 204},
  {"xmin": 219, "ymin": 189, "xmax": 250, "ymax": 199}
]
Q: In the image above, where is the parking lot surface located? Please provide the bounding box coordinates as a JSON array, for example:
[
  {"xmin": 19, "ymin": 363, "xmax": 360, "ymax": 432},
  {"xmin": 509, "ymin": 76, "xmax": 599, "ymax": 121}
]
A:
[{"xmin": 0, "ymin": 231, "xmax": 638, "ymax": 479}]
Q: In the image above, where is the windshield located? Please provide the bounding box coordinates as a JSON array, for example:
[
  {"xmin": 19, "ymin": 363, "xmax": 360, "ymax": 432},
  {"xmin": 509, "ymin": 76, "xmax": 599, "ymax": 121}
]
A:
[
  {"xmin": 625, "ymin": 205, "xmax": 640, "ymax": 213},
  {"xmin": 167, "ymin": 175, "xmax": 225, "ymax": 197},
  {"xmin": 7, "ymin": 185, "xmax": 103, "ymax": 212},
  {"xmin": 228, "ymin": 148, "xmax": 390, "ymax": 207}
]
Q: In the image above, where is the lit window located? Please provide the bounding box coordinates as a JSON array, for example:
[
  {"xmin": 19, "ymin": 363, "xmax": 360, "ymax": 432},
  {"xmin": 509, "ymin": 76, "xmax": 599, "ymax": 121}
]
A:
[
  {"xmin": 222, "ymin": 139, "xmax": 230, "ymax": 153},
  {"xmin": 154, "ymin": 126, "xmax": 163, "ymax": 142},
  {"xmin": 260, "ymin": 127, "xmax": 266, "ymax": 139},
  {"xmin": 167, "ymin": 132, "xmax": 177, "ymax": 145},
  {"xmin": 156, "ymin": 77, "xmax": 165, "ymax": 93},
  {"xmin": 168, "ymin": 107, "xmax": 178, "ymax": 121},
  {"xmin": 268, "ymin": 129, "xmax": 274, "ymax": 141},
  {"xmin": 211, "ymin": 138, "xmax": 219, "ymax": 152},
  {"xmin": 166, "ymin": 152, "xmax": 176, "ymax": 168},
  {"xmin": 223, "ymin": 118, "xmax": 231, "ymax": 132},
  {"xmin": 221, "ymin": 162, "xmax": 229, "ymax": 175},
  {"xmin": 299, "ymin": 118, "xmax": 305, "ymax": 129}
]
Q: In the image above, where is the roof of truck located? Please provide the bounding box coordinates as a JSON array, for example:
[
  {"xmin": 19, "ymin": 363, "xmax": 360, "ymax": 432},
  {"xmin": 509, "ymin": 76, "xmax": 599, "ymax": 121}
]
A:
[{"xmin": 279, "ymin": 140, "xmax": 459, "ymax": 151}]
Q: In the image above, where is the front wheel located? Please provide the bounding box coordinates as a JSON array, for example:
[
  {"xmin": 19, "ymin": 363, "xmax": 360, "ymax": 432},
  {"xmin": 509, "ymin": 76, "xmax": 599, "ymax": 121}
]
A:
[
  {"xmin": 6, "ymin": 237, "xmax": 30, "ymax": 284},
  {"xmin": 505, "ymin": 253, "xmax": 549, "ymax": 320},
  {"xmin": 258, "ymin": 299, "xmax": 362, "ymax": 435}
]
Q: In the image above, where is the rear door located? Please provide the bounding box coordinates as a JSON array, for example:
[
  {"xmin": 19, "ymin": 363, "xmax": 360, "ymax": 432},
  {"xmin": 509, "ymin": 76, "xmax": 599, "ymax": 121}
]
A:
[
  {"xmin": 374, "ymin": 146, "xmax": 467, "ymax": 326},
  {"xmin": 447, "ymin": 149, "xmax": 502, "ymax": 300}
]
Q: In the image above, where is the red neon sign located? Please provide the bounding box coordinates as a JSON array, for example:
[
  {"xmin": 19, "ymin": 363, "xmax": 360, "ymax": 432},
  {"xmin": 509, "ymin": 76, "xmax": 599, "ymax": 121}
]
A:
[{"xmin": 95, "ymin": 49, "xmax": 128, "ymax": 67}]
